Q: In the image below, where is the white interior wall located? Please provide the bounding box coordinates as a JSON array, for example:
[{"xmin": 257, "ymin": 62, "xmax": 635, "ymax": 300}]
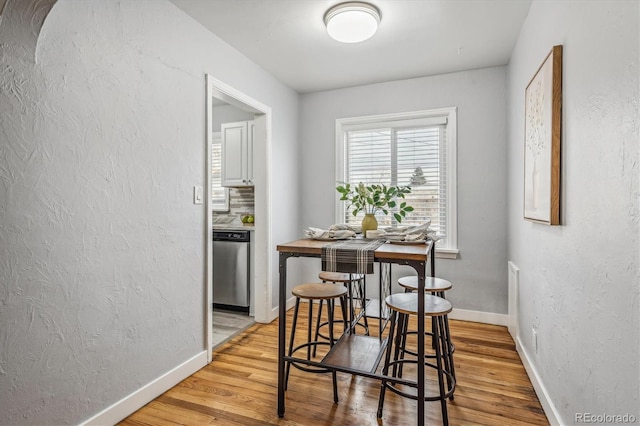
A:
[
  {"xmin": 299, "ymin": 67, "xmax": 509, "ymax": 314},
  {"xmin": 212, "ymin": 104, "xmax": 255, "ymax": 132},
  {"xmin": 0, "ymin": 0, "xmax": 299, "ymax": 424},
  {"xmin": 507, "ymin": 0, "xmax": 639, "ymax": 422}
]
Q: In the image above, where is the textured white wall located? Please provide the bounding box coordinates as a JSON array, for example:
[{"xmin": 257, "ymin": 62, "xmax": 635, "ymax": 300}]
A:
[
  {"xmin": 299, "ymin": 67, "xmax": 509, "ymax": 314},
  {"xmin": 0, "ymin": 0, "xmax": 299, "ymax": 424},
  {"xmin": 507, "ymin": 0, "xmax": 639, "ymax": 422}
]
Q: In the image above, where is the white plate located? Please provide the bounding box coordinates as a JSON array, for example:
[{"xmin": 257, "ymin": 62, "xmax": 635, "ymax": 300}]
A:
[
  {"xmin": 311, "ymin": 236, "xmax": 355, "ymax": 241},
  {"xmin": 388, "ymin": 239, "xmax": 427, "ymax": 245},
  {"xmin": 384, "ymin": 227, "xmax": 408, "ymax": 233}
]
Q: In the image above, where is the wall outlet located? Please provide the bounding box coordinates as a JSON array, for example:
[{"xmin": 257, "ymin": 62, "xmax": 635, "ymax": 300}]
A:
[{"xmin": 532, "ymin": 328, "xmax": 538, "ymax": 353}]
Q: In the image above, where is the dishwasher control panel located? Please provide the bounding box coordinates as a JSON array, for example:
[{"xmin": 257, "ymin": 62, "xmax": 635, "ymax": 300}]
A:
[{"xmin": 213, "ymin": 230, "xmax": 250, "ymax": 242}]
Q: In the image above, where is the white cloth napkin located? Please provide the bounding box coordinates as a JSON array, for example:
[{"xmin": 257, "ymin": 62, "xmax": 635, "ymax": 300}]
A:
[
  {"xmin": 380, "ymin": 221, "xmax": 441, "ymax": 242},
  {"xmin": 328, "ymin": 224, "xmax": 362, "ymax": 234},
  {"xmin": 305, "ymin": 227, "xmax": 356, "ymax": 239}
]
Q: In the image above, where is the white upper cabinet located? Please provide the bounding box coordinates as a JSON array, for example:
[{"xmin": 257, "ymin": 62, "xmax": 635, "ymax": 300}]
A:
[{"xmin": 221, "ymin": 120, "xmax": 254, "ymax": 187}]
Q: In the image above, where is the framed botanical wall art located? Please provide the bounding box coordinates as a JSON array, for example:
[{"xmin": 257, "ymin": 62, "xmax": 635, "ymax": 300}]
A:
[{"xmin": 524, "ymin": 45, "xmax": 562, "ymax": 225}]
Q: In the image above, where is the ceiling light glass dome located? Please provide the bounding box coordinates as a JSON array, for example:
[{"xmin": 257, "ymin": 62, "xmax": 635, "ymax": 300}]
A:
[{"xmin": 324, "ymin": 2, "xmax": 381, "ymax": 43}]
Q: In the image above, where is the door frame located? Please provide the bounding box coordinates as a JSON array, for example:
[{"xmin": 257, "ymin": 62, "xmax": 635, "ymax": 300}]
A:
[{"xmin": 205, "ymin": 74, "xmax": 272, "ymax": 362}]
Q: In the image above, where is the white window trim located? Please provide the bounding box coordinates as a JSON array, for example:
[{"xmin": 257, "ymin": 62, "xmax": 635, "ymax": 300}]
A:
[
  {"xmin": 335, "ymin": 108, "xmax": 459, "ymax": 259},
  {"xmin": 211, "ymin": 131, "xmax": 230, "ymax": 212}
]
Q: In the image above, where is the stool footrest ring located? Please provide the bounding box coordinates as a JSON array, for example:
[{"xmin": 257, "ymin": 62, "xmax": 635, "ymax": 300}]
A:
[
  {"xmin": 382, "ymin": 359, "xmax": 456, "ymax": 401},
  {"xmin": 288, "ymin": 341, "xmax": 334, "ymax": 374}
]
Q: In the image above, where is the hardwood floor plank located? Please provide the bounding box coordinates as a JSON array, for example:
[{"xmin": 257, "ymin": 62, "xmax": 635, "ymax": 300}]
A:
[{"xmin": 119, "ymin": 310, "xmax": 549, "ymax": 426}]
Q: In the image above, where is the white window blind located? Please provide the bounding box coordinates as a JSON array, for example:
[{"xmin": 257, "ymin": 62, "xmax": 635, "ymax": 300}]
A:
[
  {"xmin": 336, "ymin": 109, "xmax": 457, "ymax": 253},
  {"xmin": 211, "ymin": 132, "xmax": 229, "ymax": 211}
]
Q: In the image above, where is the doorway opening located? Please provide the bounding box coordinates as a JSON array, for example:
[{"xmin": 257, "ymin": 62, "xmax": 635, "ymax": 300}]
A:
[{"xmin": 205, "ymin": 74, "xmax": 272, "ymax": 360}]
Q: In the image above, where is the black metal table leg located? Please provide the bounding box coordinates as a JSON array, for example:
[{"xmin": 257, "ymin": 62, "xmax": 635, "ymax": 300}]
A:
[
  {"xmin": 416, "ymin": 268, "xmax": 425, "ymax": 426},
  {"xmin": 277, "ymin": 252, "xmax": 292, "ymax": 417},
  {"xmin": 408, "ymin": 242, "xmax": 434, "ymax": 426}
]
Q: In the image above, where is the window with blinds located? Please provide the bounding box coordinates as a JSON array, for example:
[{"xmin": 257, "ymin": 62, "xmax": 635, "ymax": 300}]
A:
[
  {"xmin": 211, "ymin": 132, "xmax": 229, "ymax": 211},
  {"xmin": 336, "ymin": 109, "xmax": 457, "ymax": 252}
]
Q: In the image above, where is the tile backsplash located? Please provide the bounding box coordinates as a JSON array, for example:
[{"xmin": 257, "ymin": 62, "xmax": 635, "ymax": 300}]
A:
[{"xmin": 213, "ymin": 187, "xmax": 254, "ymax": 222}]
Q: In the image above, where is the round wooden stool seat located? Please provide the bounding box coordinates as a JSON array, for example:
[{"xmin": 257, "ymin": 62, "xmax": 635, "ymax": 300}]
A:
[
  {"xmin": 292, "ymin": 283, "xmax": 347, "ymax": 300},
  {"xmin": 385, "ymin": 293, "xmax": 452, "ymax": 317},
  {"xmin": 398, "ymin": 276, "xmax": 452, "ymax": 293},
  {"xmin": 318, "ymin": 271, "xmax": 364, "ymax": 283}
]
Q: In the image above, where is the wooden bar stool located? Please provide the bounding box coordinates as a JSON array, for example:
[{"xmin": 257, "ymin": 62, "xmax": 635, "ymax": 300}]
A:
[
  {"xmin": 377, "ymin": 293, "xmax": 456, "ymax": 425},
  {"xmin": 397, "ymin": 275, "xmax": 456, "ymax": 383},
  {"xmin": 398, "ymin": 275, "xmax": 452, "ymax": 294},
  {"xmin": 285, "ymin": 283, "xmax": 348, "ymax": 403},
  {"xmin": 315, "ymin": 272, "xmax": 369, "ymax": 341}
]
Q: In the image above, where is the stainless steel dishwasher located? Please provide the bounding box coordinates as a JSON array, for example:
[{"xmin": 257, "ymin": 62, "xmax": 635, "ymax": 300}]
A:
[{"xmin": 213, "ymin": 230, "xmax": 250, "ymax": 311}]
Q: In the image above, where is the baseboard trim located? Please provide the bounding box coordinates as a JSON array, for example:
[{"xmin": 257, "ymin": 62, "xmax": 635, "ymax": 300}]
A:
[
  {"xmin": 286, "ymin": 303, "xmax": 509, "ymax": 327},
  {"xmin": 515, "ymin": 336, "xmax": 562, "ymax": 425},
  {"xmin": 269, "ymin": 296, "xmax": 296, "ymax": 322},
  {"xmin": 448, "ymin": 308, "xmax": 509, "ymax": 326},
  {"xmin": 80, "ymin": 350, "xmax": 208, "ymax": 426}
]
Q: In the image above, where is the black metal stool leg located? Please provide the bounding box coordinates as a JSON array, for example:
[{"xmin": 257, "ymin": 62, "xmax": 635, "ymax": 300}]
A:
[
  {"xmin": 361, "ymin": 278, "xmax": 370, "ymax": 334},
  {"xmin": 436, "ymin": 290, "xmax": 456, "ymax": 394},
  {"xmin": 307, "ymin": 299, "xmax": 313, "ymax": 360},
  {"xmin": 440, "ymin": 315, "xmax": 455, "ymax": 401},
  {"xmin": 328, "ymin": 300, "xmax": 335, "ymax": 349},
  {"xmin": 394, "ymin": 312, "xmax": 408, "ymax": 378},
  {"xmin": 443, "ymin": 312, "xmax": 456, "ymax": 385},
  {"xmin": 328, "ymin": 299, "xmax": 339, "ymax": 403},
  {"xmin": 340, "ymin": 295, "xmax": 348, "ymax": 334},
  {"xmin": 377, "ymin": 310, "xmax": 397, "ymax": 418},
  {"xmin": 434, "ymin": 315, "xmax": 449, "ymax": 425},
  {"xmin": 285, "ymin": 297, "xmax": 301, "ymax": 390},
  {"xmin": 312, "ymin": 299, "xmax": 324, "ymax": 357}
]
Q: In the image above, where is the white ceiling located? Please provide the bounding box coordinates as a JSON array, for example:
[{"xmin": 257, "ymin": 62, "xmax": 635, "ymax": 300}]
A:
[{"xmin": 171, "ymin": 0, "xmax": 531, "ymax": 94}]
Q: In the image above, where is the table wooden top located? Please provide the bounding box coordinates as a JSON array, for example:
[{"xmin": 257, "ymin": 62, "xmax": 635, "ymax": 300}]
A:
[{"xmin": 276, "ymin": 238, "xmax": 433, "ymax": 262}]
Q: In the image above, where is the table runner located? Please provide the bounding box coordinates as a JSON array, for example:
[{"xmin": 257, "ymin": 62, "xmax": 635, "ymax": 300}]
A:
[{"xmin": 321, "ymin": 239, "xmax": 385, "ymax": 274}]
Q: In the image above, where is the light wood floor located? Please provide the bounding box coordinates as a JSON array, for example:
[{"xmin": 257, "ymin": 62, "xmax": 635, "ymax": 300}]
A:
[{"xmin": 119, "ymin": 307, "xmax": 548, "ymax": 425}]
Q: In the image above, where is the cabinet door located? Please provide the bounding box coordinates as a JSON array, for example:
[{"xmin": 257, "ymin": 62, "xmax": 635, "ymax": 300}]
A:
[
  {"xmin": 221, "ymin": 121, "xmax": 248, "ymax": 186},
  {"xmin": 246, "ymin": 120, "xmax": 255, "ymax": 185}
]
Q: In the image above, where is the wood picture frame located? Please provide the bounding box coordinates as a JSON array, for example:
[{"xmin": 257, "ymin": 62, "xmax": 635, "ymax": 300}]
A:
[{"xmin": 524, "ymin": 45, "xmax": 562, "ymax": 225}]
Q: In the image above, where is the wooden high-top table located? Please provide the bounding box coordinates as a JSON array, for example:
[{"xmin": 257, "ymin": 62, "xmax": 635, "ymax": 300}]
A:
[{"xmin": 276, "ymin": 238, "xmax": 435, "ymax": 426}]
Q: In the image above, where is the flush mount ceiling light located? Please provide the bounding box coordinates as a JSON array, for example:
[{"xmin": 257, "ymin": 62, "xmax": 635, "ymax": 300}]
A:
[{"xmin": 324, "ymin": 2, "xmax": 381, "ymax": 43}]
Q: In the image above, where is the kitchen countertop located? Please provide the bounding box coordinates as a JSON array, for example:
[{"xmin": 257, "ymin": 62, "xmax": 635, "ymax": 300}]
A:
[{"xmin": 213, "ymin": 223, "xmax": 255, "ymax": 231}]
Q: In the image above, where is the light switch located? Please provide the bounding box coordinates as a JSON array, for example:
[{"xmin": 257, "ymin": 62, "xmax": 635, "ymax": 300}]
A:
[{"xmin": 194, "ymin": 186, "xmax": 203, "ymax": 204}]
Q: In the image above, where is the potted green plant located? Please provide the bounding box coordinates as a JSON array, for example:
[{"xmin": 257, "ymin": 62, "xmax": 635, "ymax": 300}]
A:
[{"xmin": 336, "ymin": 182, "xmax": 414, "ymax": 237}]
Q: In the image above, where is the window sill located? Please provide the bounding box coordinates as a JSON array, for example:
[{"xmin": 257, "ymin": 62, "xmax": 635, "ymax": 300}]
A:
[{"xmin": 435, "ymin": 248, "xmax": 459, "ymax": 260}]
